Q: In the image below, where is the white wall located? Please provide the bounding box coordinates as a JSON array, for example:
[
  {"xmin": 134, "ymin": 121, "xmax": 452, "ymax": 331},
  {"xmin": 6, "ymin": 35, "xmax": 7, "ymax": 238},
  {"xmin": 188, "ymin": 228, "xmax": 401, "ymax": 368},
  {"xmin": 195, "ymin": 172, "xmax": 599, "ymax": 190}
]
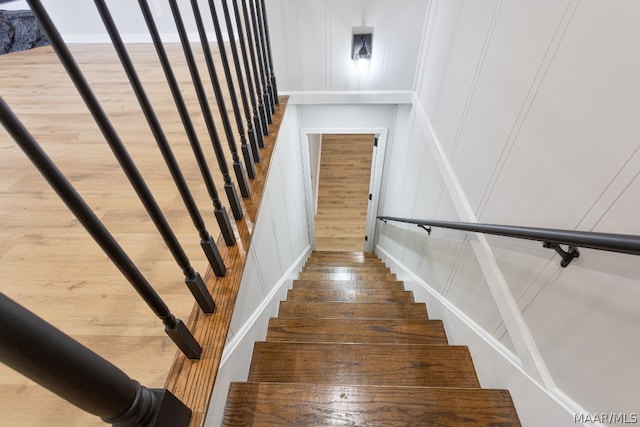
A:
[
  {"xmin": 23, "ymin": 0, "xmax": 231, "ymax": 43},
  {"xmin": 377, "ymin": 0, "xmax": 640, "ymax": 424},
  {"xmin": 2, "ymin": 1, "xmax": 29, "ymax": 10},
  {"xmin": 205, "ymin": 105, "xmax": 312, "ymax": 427},
  {"xmin": 266, "ymin": 0, "xmax": 429, "ymax": 92}
]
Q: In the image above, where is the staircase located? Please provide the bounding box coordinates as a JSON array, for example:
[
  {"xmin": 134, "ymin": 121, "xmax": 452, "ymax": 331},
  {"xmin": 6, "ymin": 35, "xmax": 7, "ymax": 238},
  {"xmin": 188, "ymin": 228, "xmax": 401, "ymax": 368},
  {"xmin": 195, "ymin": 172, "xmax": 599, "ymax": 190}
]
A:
[{"xmin": 222, "ymin": 251, "xmax": 521, "ymax": 426}]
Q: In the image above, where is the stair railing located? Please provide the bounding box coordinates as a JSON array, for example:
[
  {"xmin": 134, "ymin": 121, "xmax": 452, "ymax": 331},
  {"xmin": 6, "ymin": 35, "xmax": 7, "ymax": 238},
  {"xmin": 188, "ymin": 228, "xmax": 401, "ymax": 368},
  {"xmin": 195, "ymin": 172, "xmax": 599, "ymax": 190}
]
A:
[
  {"xmin": 137, "ymin": 0, "xmax": 237, "ymax": 247},
  {"xmin": 0, "ymin": 97, "xmax": 201, "ymax": 360},
  {"xmin": 1, "ymin": 0, "xmax": 281, "ymax": 424},
  {"xmin": 241, "ymin": 0, "xmax": 270, "ymax": 134},
  {"xmin": 219, "ymin": 0, "xmax": 262, "ymax": 164},
  {"xmin": 378, "ymin": 216, "xmax": 640, "ymax": 268},
  {"xmin": 248, "ymin": 0, "xmax": 274, "ymax": 124},
  {"xmin": 231, "ymin": 0, "xmax": 266, "ymax": 149},
  {"xmin": 206, "ymin": 0, "xmax": 257, "ymax": 180},
  {"xmin": 27, "ymin": 0, "xmax": 215, "ymax": 314}
]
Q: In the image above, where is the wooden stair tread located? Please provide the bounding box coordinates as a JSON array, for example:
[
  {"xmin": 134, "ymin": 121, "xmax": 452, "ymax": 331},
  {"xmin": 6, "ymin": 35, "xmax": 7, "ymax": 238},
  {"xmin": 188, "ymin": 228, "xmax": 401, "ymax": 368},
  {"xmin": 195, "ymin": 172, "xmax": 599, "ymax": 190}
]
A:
[
  {"xmin": 302, "ymin": 265, "xmax": 390, "ymax": 272},
  {"xmin": 249, "ymin": 342, "xmax": 479, "ymax": 387},
  {"xmin": 278, "ymin": 301, "xmax": 429, "ymax": 319},
  {"xmin": 293, "ymin": 279, "xmax": 405, "ymax": 291},
  {"xmin": 298, "ymin": 271, "xmax": 397, "ymax": 281},
  {"xmin": 286, "ymin": 288, "xmax": 414, "ymax": 303},
  {"xmin": 304, "ymin": 260, "xmax": 387, "ymax": 268},
  {"xmin": 266, "ymin": 318, "xmax": 448, "ymax": 344},
  {"xmin": 309, "ymin": 251, "xmax": 378, "ymax": 259},
  {"xmin": 223, "ymin": 251, "xmax": 521, "ymax": 426},
  {"xmin": 223, "ymin": 382, "xmax": 522, "ymax": 427}
]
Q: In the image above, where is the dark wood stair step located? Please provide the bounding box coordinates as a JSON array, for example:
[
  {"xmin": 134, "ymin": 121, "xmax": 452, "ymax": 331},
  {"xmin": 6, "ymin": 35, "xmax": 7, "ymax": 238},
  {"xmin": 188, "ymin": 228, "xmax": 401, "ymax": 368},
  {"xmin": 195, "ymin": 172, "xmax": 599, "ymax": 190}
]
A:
[
  {"xmin": 248, "ymin": 342, "xmax": 479, "ymax": 388},
  {"xmin": 297, "ymin": 271, "xmax": 397, "ymax": 281},
  {"xmin": 278, "ymin": 301, "xmax": 429, "ymax": 319},
  {"xmin": 293, "ymin": 279, "xmax": 405, "ymax": 291},
  {"xmin": 286, "ymin": 288, "xmax": 414, "ymax": 303},
  {"xmin": 309, "ymin": 251, "xmax": 378, "ymax": 261},
  {"xmin": 302, "ymin": 265, "xmax": 390, "ymax": 273},
  {"xmin": 223, "ymin": 382, "xmax": 522, "ymax": 427},
  {"xmin": 304, "ymin": 260, "xmax": 387, "ymax": 268},
  {"xmin": 266, "ymin": 318, "xmax": 448, "ymax": 344}
]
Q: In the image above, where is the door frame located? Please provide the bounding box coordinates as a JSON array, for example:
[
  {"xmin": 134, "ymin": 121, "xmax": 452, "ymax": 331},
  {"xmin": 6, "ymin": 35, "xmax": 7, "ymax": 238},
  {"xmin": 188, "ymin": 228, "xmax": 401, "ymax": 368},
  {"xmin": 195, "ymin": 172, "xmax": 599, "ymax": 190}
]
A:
[{"xmin": 299, "ymin": 127, "xmax": 388, "ymax": 252}]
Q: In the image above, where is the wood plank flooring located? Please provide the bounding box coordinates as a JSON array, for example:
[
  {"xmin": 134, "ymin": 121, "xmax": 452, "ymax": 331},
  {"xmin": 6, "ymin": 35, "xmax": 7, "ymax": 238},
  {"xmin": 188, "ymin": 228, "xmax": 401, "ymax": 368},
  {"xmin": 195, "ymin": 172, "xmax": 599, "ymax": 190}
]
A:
[
  {"xmin": 0, "ymin": 43, "xmax": 283, "ymax": 426},
  {"xmin": 314, "ymin": 134, "xmax": 373, "ymax": 251},
  {"xmin": 223, "ymin": 251, "xmax": 522, "ymax": 426}
]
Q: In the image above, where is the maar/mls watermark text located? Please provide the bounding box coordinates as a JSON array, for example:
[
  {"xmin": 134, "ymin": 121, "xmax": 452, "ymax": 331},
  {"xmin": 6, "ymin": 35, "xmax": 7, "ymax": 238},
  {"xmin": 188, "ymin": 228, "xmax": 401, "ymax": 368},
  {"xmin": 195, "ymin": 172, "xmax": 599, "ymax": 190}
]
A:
[{"xmin": 574, "ymin": 413, "xmax": 638, "ymax": 424}]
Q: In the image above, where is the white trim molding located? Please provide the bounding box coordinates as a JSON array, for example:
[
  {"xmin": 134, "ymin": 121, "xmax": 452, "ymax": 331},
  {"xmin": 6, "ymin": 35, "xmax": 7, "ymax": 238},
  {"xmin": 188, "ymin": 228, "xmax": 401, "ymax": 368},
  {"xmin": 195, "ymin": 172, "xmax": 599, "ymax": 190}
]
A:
[
  {"xmin": 283, "ymin": 90, "xmax": 415, "ymax": 105},
  {"xmin": 376, "ymin": 246, "xmax": 597, "ymax": 427}
]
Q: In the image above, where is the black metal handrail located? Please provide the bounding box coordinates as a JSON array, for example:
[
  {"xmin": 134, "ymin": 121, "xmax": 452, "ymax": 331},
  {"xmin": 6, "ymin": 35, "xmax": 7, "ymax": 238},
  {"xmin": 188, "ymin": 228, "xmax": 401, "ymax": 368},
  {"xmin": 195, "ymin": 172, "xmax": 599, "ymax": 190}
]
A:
[{"xmin": 378, "ymin": 216, "xmax": 640, "ymax": 267}]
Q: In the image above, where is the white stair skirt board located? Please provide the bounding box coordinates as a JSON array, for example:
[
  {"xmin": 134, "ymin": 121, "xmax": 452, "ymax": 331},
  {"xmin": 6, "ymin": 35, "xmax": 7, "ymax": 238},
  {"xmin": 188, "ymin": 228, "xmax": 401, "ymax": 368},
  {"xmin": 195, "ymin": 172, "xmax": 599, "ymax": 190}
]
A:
[{"xmin": 204, "ymin": 246, "xmax": 311, "ymax": 427}]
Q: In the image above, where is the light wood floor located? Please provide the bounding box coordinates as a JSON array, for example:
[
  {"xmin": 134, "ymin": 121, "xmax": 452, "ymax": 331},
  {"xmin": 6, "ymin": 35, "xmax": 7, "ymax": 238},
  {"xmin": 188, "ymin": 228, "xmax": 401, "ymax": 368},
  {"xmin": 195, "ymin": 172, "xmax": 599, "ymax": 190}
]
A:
[
  {"xmin": 314, "ymin": 134, "xmax": 374, "ymax": 252},
  {"xmin": 0, "ymin": 43, "xmax": 249, "ymax": 426}
]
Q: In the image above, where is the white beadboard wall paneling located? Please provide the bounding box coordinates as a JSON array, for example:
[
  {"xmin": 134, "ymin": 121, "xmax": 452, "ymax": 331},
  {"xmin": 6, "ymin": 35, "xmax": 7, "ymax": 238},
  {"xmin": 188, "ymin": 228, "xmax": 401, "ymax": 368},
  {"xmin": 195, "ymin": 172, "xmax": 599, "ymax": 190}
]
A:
[
  {"xmin": 267, "ymin": 0, "xmax": 428, "ymax": 92},
  {"xmin": 401, "ymin": 0, "xmax": 640, "ymax": 420},
  {"xmin": 476, "ymin": 0, "xmax": 640, "ymax": 229},
  {"xmin": 428, "ymin": 0, "xmax": 497, "ymax": 153},
  {"xmin": 376, "ymin": 247, "xmax": 591, "ymax": 427},
  {"xmin": 416, "ymin": 0, "xmax": 463, "ymax": 119},
  {"xmin": 446, "ymin": 0, "xmax": 574, "ymax": 215},
  {"xmin": 407, "ymin": 98, "xmax": 557, "ymax": 389},
  {"xmin": 522, "ymin": 262, "xmax": 640, "ymax": 416},
  {"xmin": 34, "ymin": 0, "xmax": 231, "ymax": 43},
  {"xmin": 267, "ymin": 0, "xmax": 327, "ymax": 91}
]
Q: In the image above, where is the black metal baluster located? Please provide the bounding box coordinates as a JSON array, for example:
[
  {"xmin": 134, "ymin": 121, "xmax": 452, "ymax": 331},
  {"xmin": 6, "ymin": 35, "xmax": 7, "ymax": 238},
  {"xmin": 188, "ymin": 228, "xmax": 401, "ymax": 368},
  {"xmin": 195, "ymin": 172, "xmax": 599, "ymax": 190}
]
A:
[
  {"xmin": 95, "ymin": 0, "xmax": 225, "ymax": 292},
  {"xmin": 0, "ymin": 293, "xmax": 192, "ymax": 425},
  {"xmin": 157, "ymin": 0, "xmax": 244, "ymax": 220},
  {"xmin": 255, "ymin": 0, "xmax": 276, "ymax": 109},
  {"xmin": 27, "ymin": 0, "xmax": 214, "ymax": 316},
  {"xmin": 241, "ymin": 0, "xmax": 270, "ymax": 135},
  {"xmin": 205, "ymin": 0, "xmax": 257, "ymax": 179},
  {"xmin": 249, "ymin": 0, "xmax": 274, "ymax": 122},
  {"xmin": 0, "ymin": 98, "xmax": 201, "ymax": 359},
  {"xmin": 137, "ymin": 0, "xmax": 236, "ymax": 247},
  {"xmin": 258, "ymin": 0, "xmax": 279, "ymax": 104},
  {"xmin": 231, "ymin": 0, "xmax": 265, "ymax": 152},
  {"xmin": 182, "ymin": 0, "xmax": 252, "ymax": 197},
  {"xmin": 220, "ymin": 0, "xmax": 261, "ymax": 164}
]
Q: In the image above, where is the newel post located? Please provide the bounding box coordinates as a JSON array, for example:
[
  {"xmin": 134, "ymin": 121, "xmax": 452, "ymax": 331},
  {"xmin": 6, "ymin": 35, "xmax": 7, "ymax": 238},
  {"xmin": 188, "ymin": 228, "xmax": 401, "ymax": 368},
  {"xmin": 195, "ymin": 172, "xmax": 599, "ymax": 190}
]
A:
[{"xmin": 0, "ymin": 293, "xmax": 191, "ymax": 426}]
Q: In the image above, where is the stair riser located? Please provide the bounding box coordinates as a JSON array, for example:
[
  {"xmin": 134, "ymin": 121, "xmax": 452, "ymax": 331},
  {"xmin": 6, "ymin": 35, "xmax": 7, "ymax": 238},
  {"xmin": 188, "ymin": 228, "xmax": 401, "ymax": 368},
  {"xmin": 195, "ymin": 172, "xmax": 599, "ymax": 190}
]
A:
[
  {"xmin": 286, "ymin": 289, "xmax": 414, "ymax": 303},
  {"xmin": 266, "ymin": 318, "xmax": 448, "ymax": 344},
  {"xmin": 278, "ymin": 302, "xmax": 430, "ymax": 319},
  {"xmin": 298, "ymin": 272, "xmax": 397, "ymax": 281},
  {"xmin": 293, "ymin": 280, "xmax": 405, "ymax": 291}
]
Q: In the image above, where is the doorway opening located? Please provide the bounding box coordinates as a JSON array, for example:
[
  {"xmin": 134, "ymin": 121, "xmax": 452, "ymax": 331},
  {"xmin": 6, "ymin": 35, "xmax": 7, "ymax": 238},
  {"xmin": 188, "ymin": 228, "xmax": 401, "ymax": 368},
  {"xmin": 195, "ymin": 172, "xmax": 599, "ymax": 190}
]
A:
[{"xmin": 313, "ymin": 134, "xmax": 375, "ymax": 251}]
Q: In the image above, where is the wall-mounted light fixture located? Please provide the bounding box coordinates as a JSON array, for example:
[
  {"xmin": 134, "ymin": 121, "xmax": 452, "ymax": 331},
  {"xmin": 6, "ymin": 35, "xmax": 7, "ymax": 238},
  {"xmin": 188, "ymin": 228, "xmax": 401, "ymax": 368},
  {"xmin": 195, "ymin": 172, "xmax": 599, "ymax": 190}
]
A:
[
  {"xmin": 352, "ymin": 31, "xmax": 372, "ymax": 62},
  {"xmin": 352, "ymin": 28, "xmax": 373, "ymax": 75}
]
